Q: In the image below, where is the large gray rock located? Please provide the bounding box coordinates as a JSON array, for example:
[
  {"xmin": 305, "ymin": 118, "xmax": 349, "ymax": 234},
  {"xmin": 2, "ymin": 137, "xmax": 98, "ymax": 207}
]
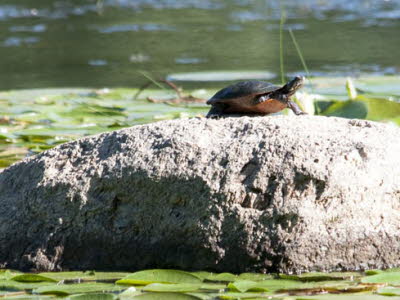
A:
[{"xmin": 1, "ymin": 116, "xmax": 400, "ymax": 273}]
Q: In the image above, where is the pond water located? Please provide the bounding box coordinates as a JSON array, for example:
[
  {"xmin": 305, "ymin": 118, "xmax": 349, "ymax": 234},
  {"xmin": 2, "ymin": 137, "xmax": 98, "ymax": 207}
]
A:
[{"xmin": 0, "ymin": 0, "xmax": 399, "ymax": 90}]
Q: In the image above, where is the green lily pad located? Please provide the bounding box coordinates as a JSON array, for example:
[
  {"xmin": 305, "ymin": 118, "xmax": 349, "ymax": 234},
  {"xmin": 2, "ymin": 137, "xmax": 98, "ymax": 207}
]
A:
[
  {"xmin": 237, "ymin": 279, "xmax": 300, "ymax": 291},
  {"xmin": 132, "ymin": 292, "xmax": 203, "ymax": 299},
  {"xmin": 279, "ymin": 272, "xmax": 360, "ymax": 282},
  {"xmin": 295, "ymin": 294, "xmax": 400, "ymax": 300},
  {"xmin": 199, "ymin": 283, "xmax": 227, "ymax": 291},
  {"xmin": 190, "ymin": 272, "xmax": 213, "ymax": 281},
  {"xmin": 116, "ymin": 270, "xmax": 202, "ymax": 285},
  {"xmin": 364, "ymin": 270, "xmax": 383, "ymax": 276},
  {"xmin": 10, "ymin": 274, "xmax": 56, "ymax": 283},
  {"xmin": 142, "ymin": 283, "xmax": 201, "ymax": 293},
  {"xmin": 378, "ymin": 287, "xmax": 400, "ymax": 296},
  {"xmin": 361, "ymin": 271, "xmax": 400, "ymax": 284},
  {"xmin": 227, "ymin": 280, "xmax": 269, "ymax": 293},
  {"xmin": 118, "ymin": 287, "xmax": 142, "ymax": 299},
  {"xmin": 364, "ymin": 268, "xmax": 400, "ymax": 276},
  {"xmin": 34, "ymin": 283, "xmax": 124, "ymax": 296},
  {"xmin": 38, "ymin": 271, "xmax": 130, "ymax": 282},
  {"xmin": 321, "ymin": 100, "xmax": 368, "ymax": 119},
  {"xmin": 0, "ymin": 296, "xmax": 53, "ymax": 300},
  {"xmin": 0, "ymin": 270, "xmax": 22, "ymax": 280},
  {"xmin": 237, "ymin": 273, "xmax": 274, "ymax": 281},
  {"xmin": 0, "ymin": 279, "xmax": 57, "ymax": 291},
  {"xmin": 205, "ymin": 273, "xmax": 237, "ymax": 282},
  {"xmin": 217, "ymin": 291, "xmax": 267, "ymax": 299},
  {"xmin": 66, "ymin": 293, "xmax": 116, "ymax": 300}
]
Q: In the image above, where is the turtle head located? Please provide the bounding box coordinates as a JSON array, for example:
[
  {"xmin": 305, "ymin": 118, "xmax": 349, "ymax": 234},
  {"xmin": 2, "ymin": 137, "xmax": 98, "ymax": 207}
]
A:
[{"xmin": 283, "ymin": 76, "xmax": 305, "ymax": 96}]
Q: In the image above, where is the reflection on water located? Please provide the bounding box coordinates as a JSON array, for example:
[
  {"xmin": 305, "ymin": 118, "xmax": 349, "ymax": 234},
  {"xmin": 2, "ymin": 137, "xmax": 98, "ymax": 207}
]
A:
[{"xmin": 0, "ymin": 0, "xmax": 399, "ymax": 89}]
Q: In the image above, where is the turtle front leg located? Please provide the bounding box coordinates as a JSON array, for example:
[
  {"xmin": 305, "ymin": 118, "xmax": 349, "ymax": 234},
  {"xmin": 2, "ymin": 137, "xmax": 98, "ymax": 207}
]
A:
[
  {"xmin": 254, "ymin": 94, "xmax": 270, "ymax": 104},
  {"xmin": 287, "ymin": 100, "xmax": 307, "ymax": 115},
  {"xmin": 206, "ymin": 103, "xmax": 226, "ymax": 118}
]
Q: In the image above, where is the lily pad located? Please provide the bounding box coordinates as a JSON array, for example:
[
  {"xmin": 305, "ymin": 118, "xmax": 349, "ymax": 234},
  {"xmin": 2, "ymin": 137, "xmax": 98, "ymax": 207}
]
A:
[
  {"xmin": 190, "ymin": 272, "xmax": 213, "ymax": 281},
  {"xmin": 34, "ymin": 283, "xmax": 124, "ymax": 296},
  {"xmin": 0, "ymin": 270, "xmax": 22, "ymax": 280},
  {"xmin": 237, "ymin": 273, "xmax": 274, "ymax": 281},
  {"xmin": 10, "ymin": 274, "xmax": 56, "ymax": 283},
  {"xmin": 132, "ymin": 292, "xmax": 203, "ymax": 299},
  {"xmin": 205, "ymin": 273, "xmax": 237, "ymax": 282},
  {"xmin": 228, "ymin": 280, "xmax": 270, "ymax": 293},
  {"xmin": 67, "ymin": 294, "xmax": 116, "ymax": 300},
  {"xmin": 295, "ymin": 294, "xmax": 400, "ymax": 300},
  {"xmin": 38, "ymin": 271, "xmax": 130, "ymax": 282},
  {"xmin": 199, "ymin": 283, "xmax": 227, "ymax": 291},
  {"xmin": 217, "ymin": 291, "xmax": 267, "ymax": 299},
  {"xmin": 116, "ymin": 270, "xmax": 202, "ymax": 285},
  {"xmin": 279, "ymin": 272, "xmax": 360, "ymax": 282},
  {"xmin": 378, "ymin": 287, "xmax": 400, "ymax": 296},
  {"xmin": 361, "ymin": 271, "xmax": 400, "ymax": 284},
  {"xmin": 142, "ymin": 283, "xmax": 201, "ymax": 293},
  {"xmin": 0, "ymin": 296, "xmax": 53, "ymax": 300},
  {"xmin": 0, "ymin": 279, "xmax": 56, "ymax": 291}
]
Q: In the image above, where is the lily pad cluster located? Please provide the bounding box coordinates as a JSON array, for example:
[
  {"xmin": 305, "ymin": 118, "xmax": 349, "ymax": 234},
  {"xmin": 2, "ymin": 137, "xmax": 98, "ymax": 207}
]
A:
[
  {"xmin": 2, "ymin": 268, "xmax": 400, "ymax": 299},
  {"xmin": 0, "ymin": 75, "xmax": 399, "ymax": 169}
]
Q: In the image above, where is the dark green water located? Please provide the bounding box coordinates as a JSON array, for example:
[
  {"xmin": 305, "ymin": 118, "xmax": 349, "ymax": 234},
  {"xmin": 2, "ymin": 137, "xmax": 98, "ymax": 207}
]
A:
[{"xmin": 0, "ymin": 0, "xmax": 399, "ymax": 89}]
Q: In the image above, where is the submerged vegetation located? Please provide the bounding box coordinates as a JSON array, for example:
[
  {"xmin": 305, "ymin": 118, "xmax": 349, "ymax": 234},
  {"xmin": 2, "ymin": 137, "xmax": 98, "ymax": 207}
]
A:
[
  {"xmin": 0, "ymin": 75, "xmax": 399, "ymax": 169},
  {"xmin": 2, "ymin": 268, "xmax": 400, "ymax": 299}
]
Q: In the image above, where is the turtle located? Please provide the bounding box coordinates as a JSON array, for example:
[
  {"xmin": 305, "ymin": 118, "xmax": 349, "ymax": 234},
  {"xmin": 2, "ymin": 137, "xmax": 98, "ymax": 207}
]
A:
[{"xmin": 206, "ymin": 76, "xmax": 306, "ymax": 118}]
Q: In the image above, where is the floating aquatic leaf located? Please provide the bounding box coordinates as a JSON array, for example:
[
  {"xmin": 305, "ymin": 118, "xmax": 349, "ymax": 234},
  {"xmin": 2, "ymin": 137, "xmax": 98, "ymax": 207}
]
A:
[
  {"xmin": 186, "ymin": 292, "xmax": 216, "ymax": 300},
  {"xmin": 118, "ymin": 287, "xmax": 142, "ymax": 299},
  {"xmin": 237, "ymin": 273, "xmax": 274, "ymax": 281},
  {"xmin": 295, "ymin": 294, "xmax": 400, "ymax": 300},
  {"xmin": 361, "ymin": 271, "xmax": 400, "ymax": 284},
  {"xmin": 227, "ymin": 280, "xmax": 269, "ymax": 293},
  {"xmin": 236, "ymin": 279, "xmax": 300, "ymax": 291},
  {"xmin": 142, "ymin": 283, "xmax": 201, "ymax": 293},
  {"xmin": 365, "ymin": 270, "xmax": 382, "ymax": 276},
  {"xmin": 378, "ymin": 287, "xmax": 400, "ymax": 296},
  {"xmin": 190, "ymin": 272, "xmax": 213, "ymax": 281},
  {"xmin": 279, "ymin": 272, "xmax": 360, "ymax": 282},
  {"xmin": 10, "ymin": 274, "xmax": 56, "ymax": 283},
  {"xmin": 199, "ymin": 283, "xmax": 227, "ymax": 291},
  {"xmin": 205, "ymin": 273, "xmax": 237, "ymax": 282},
  {"xmin": 38, "ymin": 271, "xmax": 130, "ymax": 282},
  {"xmin": 320, "ymin": 100, "xmax": 368, "ymax": 119},
  {"xmin": 66, "ymin": 293, "xmax": 116, "ymax": 300},
  {"xmin": 0, "ymin": 295, "xmax": 53, "ymax": 300},
  {"xmin": 216, "ymin": 291, "xmax": 267, "ymax": 299},
  {"xmin": 0, "ymin": 279, "xmax": 56, "ymax": 291},
  {"xmin": 35, "ymin": 283, "xmax": 124, "ymax": 296},
  {"xmin": 116, "ymin": 270, "xmax": 202, "ymax": 285},
  {"xmin": 0, "ymin": 270, "xmax": 22, "ymax": 280},
  {"xmin": 132, "ymin": 292, "xmax": 202, "ymax": 299}
]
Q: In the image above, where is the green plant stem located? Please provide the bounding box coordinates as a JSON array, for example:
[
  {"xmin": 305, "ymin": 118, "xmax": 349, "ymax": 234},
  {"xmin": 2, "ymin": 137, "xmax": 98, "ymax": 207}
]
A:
[
  {"xmin": 288, "ymin": 29, "xmax": 310, "ymax": 79},
  {"xmin": 138, "ymin": 71, "xmax": 166, "ymax": 90},
  {"xmin": 279, "ymin": 3, "xmax": 286, "ymax": 85}
]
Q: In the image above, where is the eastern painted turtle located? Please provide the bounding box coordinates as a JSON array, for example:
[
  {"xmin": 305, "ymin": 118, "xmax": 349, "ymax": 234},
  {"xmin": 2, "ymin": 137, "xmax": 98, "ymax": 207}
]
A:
[{"xmin": 206, "ymin": 76, "xmax": 306, "ymax": 117}]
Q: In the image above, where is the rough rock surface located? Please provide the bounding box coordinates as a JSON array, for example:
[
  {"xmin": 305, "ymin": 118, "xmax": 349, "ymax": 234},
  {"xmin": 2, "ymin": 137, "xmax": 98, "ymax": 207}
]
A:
[{"xmin": 1, "ymin": 116, "xmax": 400, "ymax": 273}]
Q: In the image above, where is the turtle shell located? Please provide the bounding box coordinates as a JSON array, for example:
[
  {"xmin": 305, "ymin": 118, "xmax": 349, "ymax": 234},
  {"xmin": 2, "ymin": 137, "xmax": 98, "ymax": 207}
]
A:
[{"xmin": 207, "ymin": 81, "xmax": 280, "ymax": 105}]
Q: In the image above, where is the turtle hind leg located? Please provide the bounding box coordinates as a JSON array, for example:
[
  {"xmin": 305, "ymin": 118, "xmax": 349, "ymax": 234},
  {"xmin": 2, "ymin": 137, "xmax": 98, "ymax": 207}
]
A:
[
  {"xmin": 287, "ymin": 100, "xmax": 307, "ymax": 115},
  {"xmin": 206, "ymin": 103, "xmax": 226, "ymax": 118}
]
